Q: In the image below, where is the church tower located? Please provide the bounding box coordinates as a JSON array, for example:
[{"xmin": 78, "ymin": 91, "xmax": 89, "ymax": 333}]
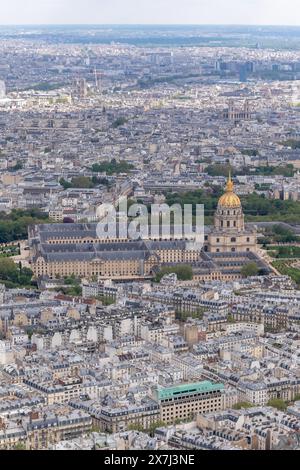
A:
[{"xmin": 206, "ymin": 172, "xmax": 257, "ymax": 253}]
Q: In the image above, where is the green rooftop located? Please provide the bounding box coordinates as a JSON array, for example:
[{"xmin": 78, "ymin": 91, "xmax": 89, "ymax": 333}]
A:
[{"xmin": 156, "ymin": 380, "xmax": 224, "ymax": 401}]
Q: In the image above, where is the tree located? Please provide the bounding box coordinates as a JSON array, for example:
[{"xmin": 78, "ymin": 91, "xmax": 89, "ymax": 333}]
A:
[
  {"xmin": 241, "ymin": 149, "xmax": 259, "ymax": 157},
  {"xmin": 271, "ymin": 224, "xmax": 298, "ymax": 243},
  {"xmin": 8, "ymin": 161, "xmax": 23, "ymax": 172},
  {"xmin": 0, "ymin": 258, "xmax": 19, "ymax": 280},
  {"xmin": 26, "ymin": 328, "xmax": 34, "ymax": 341},
  {"xmin": 206, "ymin": 164, "xmax": 237, "ymax": 177},
  {"xmin": 233, "ymin": 402, "xmax": 254, "ymax": 410},
  {"xmin": 59, "ymin": 177, "xmax": 72, "ymax": 190},
  {"xmin": 96, "ymin": 295, "xmax": 115, "ymax": 306},
  {"xmin": 154, "ymin": 265, "xmax": 193, "ymax": 283},
  {"xmin": 18, "ymin": 267, "xmax": 34, "ymax": 285},
  {"xmin": 0, "ymin": 258, "xmax": 33, "ymax": 287},
  {"xmin": 0, "ymin": 209, "xmax": 50, "ymax": 244},
  {"xmin": 112, "ymin": 117, "xmax": 127, "ymax": 128},
  {"xmin": 279, "ymin": 139, "xmax": 300, "ymax": 149},
  {"xmin": 13, "ymin": 442, "xmax": 26, "ymax": 450},
  {"xmin": 64, "ymin": 274, "xmax": 78, "ymax": 285},
  {"xmin": 89, "ymin": 425, "xmax": 101, "ymax": 433},
  {"xmin": 176, "ymin": 308, "xmax": 205, "ymax": 322},
  {"xmin": 91, "ymin": 176, "xmax": 111, "ymax": 187},
  {"xmin": 272, "ymin": 261, "xmax": 300, "ymax": 285},
  {"xmin": 70, "ymin": 176, "xmax": 94, "ymax": 189},
  {"xmin": 241, "ymin": 262, "xmax": 259, "ymax": 278},
  {"xmin": 127, "ymin": 423, "xmax": 144, "ymax": 432},
  {"xmin": 267, "ymin": 398, "xmax": 287, "ymax": 411},
  {"xmin": 148, "ymin": 420, "xmax": 166, "ymax": 436},
  {"xmin": 91, "ymin": 160, "xmax": 134, "ymax": 175}
]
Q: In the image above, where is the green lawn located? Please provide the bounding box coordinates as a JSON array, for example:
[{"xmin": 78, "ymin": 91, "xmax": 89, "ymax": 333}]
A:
[
  {"xmin": 0, "ymin": 244, "xmax": 21, "ymax": 258},
  {"xmin": 272, "ymin": 260, "xmax": 300, "ymax": 285},
  {"xmin": 267, "ymin": 246, "xmax": 300, "ymax": 259}
]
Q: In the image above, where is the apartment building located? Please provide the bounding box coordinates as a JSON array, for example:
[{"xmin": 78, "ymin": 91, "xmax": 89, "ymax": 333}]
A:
[{"xmin": 153, "ymin": 381, "xmax": 224, "ymax": 424}]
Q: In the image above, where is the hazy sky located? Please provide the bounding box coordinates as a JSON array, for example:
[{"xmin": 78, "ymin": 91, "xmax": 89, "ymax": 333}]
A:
[{"xmin": 1, "ymin": 0, "xmax": 300, "ymax": 26}]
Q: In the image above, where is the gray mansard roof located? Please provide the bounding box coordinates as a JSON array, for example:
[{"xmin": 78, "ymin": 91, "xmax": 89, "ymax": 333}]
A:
[{"xmin": 34, "ymin": 239, "xmax": 187, "ymax": 263}]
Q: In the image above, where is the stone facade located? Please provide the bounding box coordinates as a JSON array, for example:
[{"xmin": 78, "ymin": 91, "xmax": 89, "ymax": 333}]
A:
[
  {"xmin": 29, "ymin": 174, "xmax": 260, "ymax": 281},
  {"xmin": 206, "ymin": 173, "xmax": 257, "ymax": 254}
]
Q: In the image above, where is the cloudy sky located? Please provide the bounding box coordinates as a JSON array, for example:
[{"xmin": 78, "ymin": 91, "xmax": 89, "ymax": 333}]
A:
[{"xmin": 0, "ymin": 0, "xmax": 300, "ymax": 25}]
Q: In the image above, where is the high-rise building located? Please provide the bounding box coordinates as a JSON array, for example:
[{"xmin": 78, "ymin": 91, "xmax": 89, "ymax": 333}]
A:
[
  {"xmin": 0, "ymin": 80, "xmax": 6, "ymax": 99},
  {"xmin": 74, "ymin": 78, "xmax": 87, "ymax": 98}
]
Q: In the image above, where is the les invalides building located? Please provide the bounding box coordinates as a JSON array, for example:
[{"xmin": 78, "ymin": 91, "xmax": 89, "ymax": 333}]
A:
[
  {"xmin": 205, "ymin": 173, "xmax": 257, "ymax": 254},
  {"xmin": 29, "ymin": 173, "xmax": 270, "ymax": 282}
]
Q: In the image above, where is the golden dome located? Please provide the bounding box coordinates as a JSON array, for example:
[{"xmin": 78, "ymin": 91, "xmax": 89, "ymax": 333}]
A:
[{"xmin": 218, "ymin": 172, "xmax": 241, "ymax": 208}]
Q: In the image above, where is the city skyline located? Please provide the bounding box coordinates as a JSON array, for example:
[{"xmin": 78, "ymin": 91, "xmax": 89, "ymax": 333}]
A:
[
  {"xmin": 0, "ymin": 0, "xmax": 300, "ymax": 26},
  {"xmin": 0, "ymin": 2, "xmax": 300, "ymax": 455}
]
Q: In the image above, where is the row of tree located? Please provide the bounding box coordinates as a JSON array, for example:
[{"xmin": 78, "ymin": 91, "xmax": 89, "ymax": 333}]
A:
[
  {"xmin": 205, "ymin": 163, "xmax": 295, "ymax": 178},
  {"xmin": 91, "ymin": 158, "xmax": 134, "ymax": 175},
  {"xmin": 0, "ymin": 258, "xmax": 33, "ymax": 288},
  {"xmin": 0, "ymin": 209, "xmax": 49, "ymax": 244},
  {"xmin": 165, "ymin": 189, "xmax": 300, "ymax": 224},
  {"xmin": 59, "ymin": 176, "xmax": 111, "ymax": 190}
]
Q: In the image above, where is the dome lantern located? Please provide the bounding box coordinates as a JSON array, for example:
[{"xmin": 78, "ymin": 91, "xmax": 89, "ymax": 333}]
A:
[{"xmin": 218, "ymin": 171, "xmax": 241, "ymax": 209}]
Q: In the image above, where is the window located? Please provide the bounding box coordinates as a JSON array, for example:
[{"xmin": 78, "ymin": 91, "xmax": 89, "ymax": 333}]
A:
[
  {"xmin": 216, "ymin": 238, "xmax": 220, "ymax": 243},
  {"xmin": 227, "ymin": 221, "xmax": 230, "ymax": 227},
  {"xmin": 231, "ymin": 248, "xmax": 236, "ymax": 252},
  {"xmin": 231, "ymin": 237, "xmax": 236, "ymax": 242},
  {"xmin": 247, "ymin": 237, "xmax": 250, "ymax": 242}
]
